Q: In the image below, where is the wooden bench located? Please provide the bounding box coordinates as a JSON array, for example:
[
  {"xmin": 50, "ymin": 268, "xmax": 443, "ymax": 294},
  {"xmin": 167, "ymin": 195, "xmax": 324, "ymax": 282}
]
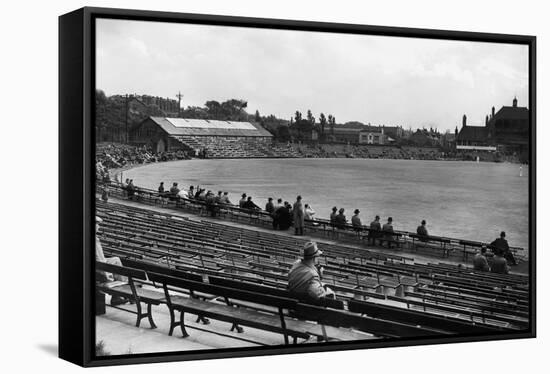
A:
[
  {"xmin": 394, "ymin": 292, "xmax": 528, "ymax": 328},
  {"xmin": 147, "ymin": 271, "xmax": 310, "ymax": 344},
  {"xmin": 459, "ymin": 239, "xmax": 485, "ymax": 260},
  {"xmin": 410, "ymin": 234, "xmax": 452, "ymax": 257},
  {"xmin": 292, "ymin": 303, "xmax": 443, "ymax": 338},
  {"xmin": 95, "ymin": 262, "xmax": 165, "ymax": 329},
  {"xmin": 206, "ymin": 276, "xmax": 375, "ymax": 341},
  {"xmin": 347, "ymin": 299, "xmax": 499, "ymax": 334}
]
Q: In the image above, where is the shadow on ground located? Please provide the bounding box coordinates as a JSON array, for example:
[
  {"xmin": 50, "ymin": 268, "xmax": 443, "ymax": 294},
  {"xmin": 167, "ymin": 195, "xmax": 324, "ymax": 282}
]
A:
[{"xmin": 37, "ymin": 344, "xmax": 58, "ymax": 357}]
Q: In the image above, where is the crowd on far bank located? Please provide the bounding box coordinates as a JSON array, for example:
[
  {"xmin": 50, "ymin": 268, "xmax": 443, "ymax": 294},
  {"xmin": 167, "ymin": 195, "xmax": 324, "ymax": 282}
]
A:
[
  {"xmin": 294, "ymin": 143, "xmax": 525, "ymax": 164},
  {"xmin": 100, "ymin": 177, "xmax": 518, "ymax": 272},
  {"xmin": 96, "ymin": 143, "xmax": 190, "ymax": 181}
]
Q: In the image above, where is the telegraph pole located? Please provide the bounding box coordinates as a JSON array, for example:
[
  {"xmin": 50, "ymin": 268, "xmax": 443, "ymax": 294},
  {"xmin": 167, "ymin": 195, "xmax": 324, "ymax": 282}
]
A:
[{"xmin": 176, "ymin": 91, "xmax": 184, "ymax": 117}]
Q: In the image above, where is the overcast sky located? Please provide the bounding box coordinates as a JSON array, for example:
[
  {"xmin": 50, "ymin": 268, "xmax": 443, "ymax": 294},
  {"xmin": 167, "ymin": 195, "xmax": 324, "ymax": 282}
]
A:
[{"xmin": 96, "ymin": 18, "xmax": 529, "ymax": 131}]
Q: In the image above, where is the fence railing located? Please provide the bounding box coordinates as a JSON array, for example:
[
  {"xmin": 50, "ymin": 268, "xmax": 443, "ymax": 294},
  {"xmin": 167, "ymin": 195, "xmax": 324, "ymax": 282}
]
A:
[{"xmin": 96, "ymin": 181, "xmax": 525, "ymax": 261}]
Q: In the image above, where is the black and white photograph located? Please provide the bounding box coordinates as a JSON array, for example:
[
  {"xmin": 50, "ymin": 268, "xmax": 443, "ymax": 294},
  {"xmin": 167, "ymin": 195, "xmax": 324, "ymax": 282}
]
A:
[{"xmin": 90, "ymin": 13, "xmax": 534, "ymax": 360}]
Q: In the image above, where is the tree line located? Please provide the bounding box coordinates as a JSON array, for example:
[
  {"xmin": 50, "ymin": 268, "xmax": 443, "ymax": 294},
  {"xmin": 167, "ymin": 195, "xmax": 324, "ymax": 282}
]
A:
[{"xmin": 95, "ymin": 89, "xmax": 340, "ymax": 143}]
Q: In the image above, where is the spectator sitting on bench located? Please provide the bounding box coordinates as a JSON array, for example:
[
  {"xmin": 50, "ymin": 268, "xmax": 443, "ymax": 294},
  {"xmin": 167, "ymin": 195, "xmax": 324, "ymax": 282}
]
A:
[
  {"xmin": 194, "ymin": 188, "xmax": 203, "ymax": 200},
  {"xmin": 169, "ymin": 182, "xmax": 180, "ymax": 199},
  {"xmin": 490, "ymin": 231, "xmax": 517, "ymax": 266},
  {"xmin": 335, "ymin": 208, "xmax": 347, "ymax": 229},
  {"xmin": 187, "ymin": 185, "xmax": 195, "ymax": 199},
  {"xmin": 382, "ymin": 217, "xmax": 395, "ymax": 248},
  {"xmin": 351, "ymin": 209, "xmax": 362, "ymax": 232},
  {"xmin": 198, "ymin": 189, "xmax": 207, "ymax": 201},
  {"xmin": 274, "ymin": 202, "xmax": 293, "ymax": 230},
  {"xmin": 242, "ymin": 196, "xmax": 261, "ymax": 211},
  {"xmin": 215, "ymin": 191, "xmax": 223, "ymax": 205},
  {"xmin": 122, "ymin": 178, "xmax": 129, "ymax": 197},
  {"xmin": 369, "ymin": 215, "xmax": 382, "ymax": 245},
  {"xmin": 177, "ymin": 187, "xmax": 188, "ymax": 199},
  {"xmin": 127, "ymin": 179, "xmax": 136, "ymax": 199},
  {"xmin": 205, "ymin": 190, "xmax": 218, "ymax": 217},
  {"xmin": 490, "ymin": 247, "xmax": 510, "ymax": 274},
  {"xmin": 95, "ymin": 216, "xmax": 128, "ymax": 306},
  {"xmin": 239, "ymin": 193, "xmax": 247, "ymax": 208},
  {"xmin": 304, "ymin": 204, "xmax": 318, "ymax": 226},
  {"xmin": 473, "ymin": 245, "xmax": 490, "ymax": 272},
  {"xmin": 220, "ymin": 191, "xmax": 232, "ymax": 205},
  {"xmin": 416, "ymin": 220, "xmax": 428, "ymax": 242},
  {"xmin": 288, "ymin": 242, "xmax": 335, "ymax": 302},
  {"xmin": 100, "ymin": 186, "xmax": 109, "ymax": 203}
]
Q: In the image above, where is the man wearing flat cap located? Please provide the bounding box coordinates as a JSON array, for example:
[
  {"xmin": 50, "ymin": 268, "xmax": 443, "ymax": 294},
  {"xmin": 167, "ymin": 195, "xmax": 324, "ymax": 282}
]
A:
[{"xmin": 288, "ymin": 242, "xmax": 335, "ymax": 301}]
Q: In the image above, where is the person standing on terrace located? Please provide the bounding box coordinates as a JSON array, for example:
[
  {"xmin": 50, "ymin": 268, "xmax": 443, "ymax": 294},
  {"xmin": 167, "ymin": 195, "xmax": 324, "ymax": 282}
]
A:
[
  {"xmin": 329, "ymin": 206, "xmax": 338, "ymax": 227},
  {"xmin": 490, "ymin": 231, "xmax": 517, "ymax": 266},
  {"xmin": 288, "ymin": 242, "xmax": 335, "ymax": 302},
  {"xmin": 265, "ymin": 197, "xmax": 275, "ymax": 215},
  {"xmin": 293, "ymin": 196, "xmax": 305, "ymax": 236},
  {"xmin": 382, "ymin": 217, "xmax": 395, "ymax": 248}
]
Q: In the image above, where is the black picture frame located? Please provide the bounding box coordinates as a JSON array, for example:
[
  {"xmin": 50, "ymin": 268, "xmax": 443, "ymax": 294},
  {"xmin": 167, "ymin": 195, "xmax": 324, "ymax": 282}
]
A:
[{"xmin": 59, "ymin": 6, "xmax": 536, "ymax": 367}]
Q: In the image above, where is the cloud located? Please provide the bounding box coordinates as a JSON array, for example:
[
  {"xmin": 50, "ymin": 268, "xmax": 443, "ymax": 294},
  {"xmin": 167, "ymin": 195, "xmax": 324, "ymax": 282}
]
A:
[
  {"xmin": 95, "ymin": 18, "xmax": 529, "ymax": 131},
  {"xmin": 128, "ymin": 37, "xmax": 149, "ymax": 57}
]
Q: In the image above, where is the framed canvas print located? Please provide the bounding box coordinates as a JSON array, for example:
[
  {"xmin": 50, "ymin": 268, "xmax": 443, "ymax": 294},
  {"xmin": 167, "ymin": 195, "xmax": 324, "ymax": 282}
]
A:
[{"xmin": 59, "ymin": 7, "xmax": 536, "ymax": 367}]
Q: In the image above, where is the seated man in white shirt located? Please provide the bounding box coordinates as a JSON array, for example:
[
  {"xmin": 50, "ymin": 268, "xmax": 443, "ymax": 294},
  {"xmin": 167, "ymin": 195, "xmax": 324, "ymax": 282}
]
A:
[{"xmin": 96, "ymin": 216, "xmax": 128, "ymax": 305}]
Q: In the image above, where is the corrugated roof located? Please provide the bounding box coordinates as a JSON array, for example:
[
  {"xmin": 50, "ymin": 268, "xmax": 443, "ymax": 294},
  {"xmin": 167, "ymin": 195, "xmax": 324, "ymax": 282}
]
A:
[{"xmin": 148, "ymin": 117, "xmax": 272, "ymax": 137}]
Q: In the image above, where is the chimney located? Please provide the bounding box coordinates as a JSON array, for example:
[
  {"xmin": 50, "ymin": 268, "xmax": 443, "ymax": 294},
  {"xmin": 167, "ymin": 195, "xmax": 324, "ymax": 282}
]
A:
[
  {"xmin": 462, "ymin": 114, "xmax": 467, "ymax": 127},
  {"xmin": 485, "ymin": 115, "xmax": 489, "ymax": 125},
  {"xmin": 491, "ymin": 106, "xmax": 495, "ymax": 117},
  {"xmin": 513, "ymin": 97, "xmax": 518, "ymax": 107}
]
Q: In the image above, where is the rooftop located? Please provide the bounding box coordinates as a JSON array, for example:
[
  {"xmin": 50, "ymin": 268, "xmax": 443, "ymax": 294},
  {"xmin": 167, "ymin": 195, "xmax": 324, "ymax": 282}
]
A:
[{"xmin": 147, "ymin": 117, "xmax": 273, "ymax": 137}]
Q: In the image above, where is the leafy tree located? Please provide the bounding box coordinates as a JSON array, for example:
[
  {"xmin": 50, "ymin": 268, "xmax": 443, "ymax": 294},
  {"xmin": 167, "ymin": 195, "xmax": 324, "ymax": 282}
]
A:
[
  {"xmin": 205, "ymin": 100, "xmax": 222, "ymax": 119},
  {"xmin": 319, "ymin": 113, "xmax": 327, "ymax": 140},
  {"xmin": 328, "ymin": 114, "xmax": 335, "ymax": 136},
  {"xmin": 276, "ymin": 125, "xmax": 291, "ymax": 142},
  {"xmin": 306, "ymin": 109, "xmax": 315, "ymax": 125}
]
